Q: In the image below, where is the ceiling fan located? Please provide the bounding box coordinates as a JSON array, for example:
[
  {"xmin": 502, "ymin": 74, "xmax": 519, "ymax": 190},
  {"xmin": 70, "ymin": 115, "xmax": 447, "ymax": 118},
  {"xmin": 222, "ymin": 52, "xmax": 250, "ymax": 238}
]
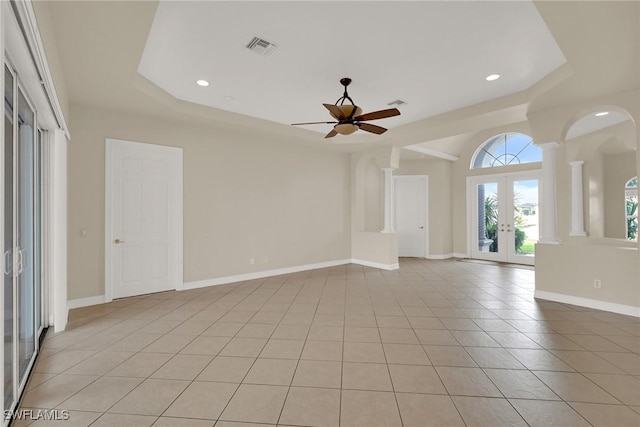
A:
[{"xmin": 292, "ymin": 78, "xmax": 401, "ymax": 139}]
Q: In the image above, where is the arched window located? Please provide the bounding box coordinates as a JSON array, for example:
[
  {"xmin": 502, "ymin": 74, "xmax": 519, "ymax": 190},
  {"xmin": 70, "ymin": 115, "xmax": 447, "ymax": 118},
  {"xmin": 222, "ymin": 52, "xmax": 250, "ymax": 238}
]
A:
[
  {"xmin": 626, "ymin": 177, "xmax": 638, "ymax": 240},
  {"xmin": 472, "ymin": 133, "xmax": 541, "ymax": 169}
]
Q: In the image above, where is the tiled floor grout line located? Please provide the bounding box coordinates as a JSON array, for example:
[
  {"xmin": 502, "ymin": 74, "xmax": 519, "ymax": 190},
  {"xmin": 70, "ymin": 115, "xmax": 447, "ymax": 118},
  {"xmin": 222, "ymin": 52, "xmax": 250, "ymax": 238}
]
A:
[
  {"xmin": 84, "ymin": 280, "xmax": 269, "ymax": 425},
  {"xmin": 21, "ymin": 261, "xmax": 640, "ymax": 427},
  {"xmin": 190, "ymin": 276, "xmax": 298, "ymax": 424},
  {"xmin": 274, "ymin": 273, "xmax": 327, "ymax": 426},
  {"xmin": 83, "ymin": 282, "xmax": 257, "ymax": 425},
  {"xmin": 377, "ymin": 274, "xmax": 407, "ymax": 427},
  {"xmin": 401, "ymin": 273, "xmax": 474, "ymax": 427}
]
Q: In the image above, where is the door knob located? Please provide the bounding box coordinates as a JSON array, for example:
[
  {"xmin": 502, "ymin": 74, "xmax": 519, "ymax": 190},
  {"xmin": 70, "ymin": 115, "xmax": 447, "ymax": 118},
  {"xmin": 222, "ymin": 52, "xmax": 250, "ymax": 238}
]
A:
[
  {"xmin": 418, "ymin": 226, "xmax": 424, "ymax": 229},
  {"xmin": 114, "ymin": 239, "xmax": 125, "ymax": 244}
]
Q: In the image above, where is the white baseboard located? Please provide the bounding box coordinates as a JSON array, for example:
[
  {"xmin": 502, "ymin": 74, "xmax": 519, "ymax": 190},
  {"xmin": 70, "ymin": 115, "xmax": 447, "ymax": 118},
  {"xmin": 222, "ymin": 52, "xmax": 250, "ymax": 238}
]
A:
[
  {"xmin": 425, "ymin": 253, "xmax": 453, "ymax": 260},
  {"xmin": 69, "ymin": 259, "xmax": 403, "ymax": 308},
  {"xmin": 534, "ymin": 290, "xmax": 640, "ymax": 318},
  {"xmin": 350, "ymin": 259, "xmax": 399, "ymax": 270},
  {"xmin": 184, "ymin": 259, "xmax": 352, "ymax": 290},
  {"xmin": 453, "ymin": 253, "xmax": 469, "ymax": 259},
  {"xmin": 67, "ymin": 295, "xmax": 106, "ymax": 310}
]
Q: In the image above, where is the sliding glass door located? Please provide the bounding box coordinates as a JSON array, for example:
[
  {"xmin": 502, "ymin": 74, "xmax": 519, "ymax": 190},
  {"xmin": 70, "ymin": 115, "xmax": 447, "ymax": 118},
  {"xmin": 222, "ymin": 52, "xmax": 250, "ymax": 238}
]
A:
[
  {"xmin": 3, "ymin": 62, "xmax": 44, "ymax": 415},
  {"xmin": 3, "ymin": 64, "xmax": 16, "ymax": 413},
  {"xmin": 17, "ymin": 87, "xmax": 36, "ymax": 383}
]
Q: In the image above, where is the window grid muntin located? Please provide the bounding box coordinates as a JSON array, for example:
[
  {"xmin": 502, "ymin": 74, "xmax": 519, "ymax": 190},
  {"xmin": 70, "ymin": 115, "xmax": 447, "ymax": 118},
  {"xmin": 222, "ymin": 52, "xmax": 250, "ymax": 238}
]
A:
[{"xmin": 472, "ymin": 133, "xmax": 541, "ymax": 170}]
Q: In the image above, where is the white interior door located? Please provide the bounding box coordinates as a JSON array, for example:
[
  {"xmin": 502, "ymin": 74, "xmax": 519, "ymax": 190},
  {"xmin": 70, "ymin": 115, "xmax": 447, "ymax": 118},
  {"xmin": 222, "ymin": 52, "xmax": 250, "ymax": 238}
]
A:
[
  {"xmin": 394, "ymin": 175, "xmax": 428, "ymax": 257},
  {"xmin": 470, "ymin": 172, "xmax": 540, "ymax": 265},
  {"xmin": 106, "ymin": 139, "xmax": 183, "ymax": 299}
]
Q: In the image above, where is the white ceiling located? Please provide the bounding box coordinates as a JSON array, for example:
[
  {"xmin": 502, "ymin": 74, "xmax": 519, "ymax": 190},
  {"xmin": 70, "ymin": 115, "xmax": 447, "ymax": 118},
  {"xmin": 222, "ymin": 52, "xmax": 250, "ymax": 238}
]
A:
[{"xmin": 138, "ymin": 1, "xmax": 566, "ymax": 135}]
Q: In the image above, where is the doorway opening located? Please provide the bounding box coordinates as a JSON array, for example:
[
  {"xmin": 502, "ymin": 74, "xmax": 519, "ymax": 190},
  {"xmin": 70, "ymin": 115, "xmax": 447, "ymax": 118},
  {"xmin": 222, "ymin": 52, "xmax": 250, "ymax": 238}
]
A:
[
  {"xmin": 105, "ymin": 139, "xmax": 183, "ymax": 301},
  {"xmin": 468, "ymin": 172, "xmax": 540, "ymax": 265},
  {"xmin": 394, "ymin": 175, "xmax": 428, "ymax": 258}
]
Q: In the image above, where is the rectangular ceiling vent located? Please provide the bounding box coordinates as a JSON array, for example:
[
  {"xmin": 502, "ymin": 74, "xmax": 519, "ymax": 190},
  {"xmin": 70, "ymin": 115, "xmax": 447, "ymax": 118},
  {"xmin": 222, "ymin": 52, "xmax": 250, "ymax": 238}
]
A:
[
  {"xmin": 387, "ymin": 99, "xmax": 407, "ymax": 106},
  {"xmin": 246, "ymin": 37, "xmax": 278, "ymax": 56}
]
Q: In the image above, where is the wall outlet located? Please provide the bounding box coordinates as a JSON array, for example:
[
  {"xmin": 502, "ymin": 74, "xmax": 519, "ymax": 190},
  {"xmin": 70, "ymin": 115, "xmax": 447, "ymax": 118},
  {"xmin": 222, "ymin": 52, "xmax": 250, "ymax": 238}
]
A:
[
  {"xmin": 593, "ymin": 279, "xmax": 601, "ymax": 288},
  {"xmin": 264, "ymin": 256, "xmax": 269, "ymax": 264},
  {"xmin": 250, "ymin": 257, "xmax": 255, "ymax": 265}
]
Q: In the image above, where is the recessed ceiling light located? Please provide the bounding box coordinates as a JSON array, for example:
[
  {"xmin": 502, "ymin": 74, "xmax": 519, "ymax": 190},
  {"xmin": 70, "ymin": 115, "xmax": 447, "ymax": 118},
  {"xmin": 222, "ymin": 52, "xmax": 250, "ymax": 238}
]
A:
[
  {"xmin": 595, "ymin": 111, "xmax": 609, "ymax": 117},
  {"xmin": 485, "ymin": 74, "xmax": 501, "ymax": 81},
  {"xmin": 196, "ymin": 80, "xmax": 209, "ymax": 87}
]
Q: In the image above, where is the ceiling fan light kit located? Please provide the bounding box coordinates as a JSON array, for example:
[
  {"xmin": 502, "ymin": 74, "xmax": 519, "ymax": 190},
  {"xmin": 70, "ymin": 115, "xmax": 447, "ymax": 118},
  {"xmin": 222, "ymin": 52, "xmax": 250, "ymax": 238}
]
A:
[
  {"xmin": 291, "ymin": 77, "xmax": 401, "ymax": 139},
  {"xmin": 334, "ymin": 123, "xmax": 359, "ymax": 135}
]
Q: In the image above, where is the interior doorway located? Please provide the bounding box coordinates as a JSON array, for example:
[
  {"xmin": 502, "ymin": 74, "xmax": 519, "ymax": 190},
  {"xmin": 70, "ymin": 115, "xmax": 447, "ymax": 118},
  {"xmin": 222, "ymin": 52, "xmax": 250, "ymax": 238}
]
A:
[
  {"xmin": 394, "ymin": 175, "xmax": 428, "ymax": 257},
  {"xmin": 469, "ymin": 172, "xmax": 540, "ymax": 265},
  {"xmin": 105, "ymin": 139, "xmax": 183, "ymax": 300}
]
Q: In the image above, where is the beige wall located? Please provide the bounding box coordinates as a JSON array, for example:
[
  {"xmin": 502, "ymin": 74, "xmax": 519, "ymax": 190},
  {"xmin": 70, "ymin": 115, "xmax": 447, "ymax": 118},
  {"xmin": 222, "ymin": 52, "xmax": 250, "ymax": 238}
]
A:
[
  {"xmin": 604, "ymin": 152, "xmax": 637, "ymax": 239},
  {"xmin": 363, "ymin": 160, "xmax": 383, "ymax": 232},
  {"xmin": 351, "ymin": 232, "xmax": 398, "ymax": 267},
  {"xmin": 68, "ymin": 104, "xmax": 351, "ymax": 300},
  {"xmin": 530, "ymin": 93, "xmax": 639, "ymax": 311},
  {"xmin": 396, "ymin": 159, "xmax": 453, "ymax": 256},
  {"xmin": 536, "ymin": 243, "xmax": 639, "ymax": 308}
]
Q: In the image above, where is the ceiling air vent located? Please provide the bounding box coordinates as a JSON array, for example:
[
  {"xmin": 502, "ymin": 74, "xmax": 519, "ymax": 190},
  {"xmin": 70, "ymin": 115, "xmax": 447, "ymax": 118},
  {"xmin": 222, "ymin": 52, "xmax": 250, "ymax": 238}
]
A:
[
  {"xmin": 246, "ymin": 37, "xmax": 278, "ymax": 56},
  {"xmin": 387, "ymin": 99, "xmax": 407, "ymax": 107}
]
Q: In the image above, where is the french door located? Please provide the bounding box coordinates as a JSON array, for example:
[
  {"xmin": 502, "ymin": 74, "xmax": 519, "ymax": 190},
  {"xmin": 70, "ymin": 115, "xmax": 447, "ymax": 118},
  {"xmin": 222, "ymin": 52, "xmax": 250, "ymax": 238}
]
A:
[
  {"xmin": 3, "ymin": 64, "xmax": 45, "ymax": 414},
  {"xmin": 470, "ymin": 172, "xmax": 540, "ymax": 265}
]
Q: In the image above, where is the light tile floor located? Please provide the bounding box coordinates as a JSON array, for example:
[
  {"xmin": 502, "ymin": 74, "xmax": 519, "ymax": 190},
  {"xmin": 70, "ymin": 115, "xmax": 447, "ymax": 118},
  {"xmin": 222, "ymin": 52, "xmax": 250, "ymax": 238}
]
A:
[{"xmin": 17, "ymin": 259, "xmax": 640, "ymax": 426}]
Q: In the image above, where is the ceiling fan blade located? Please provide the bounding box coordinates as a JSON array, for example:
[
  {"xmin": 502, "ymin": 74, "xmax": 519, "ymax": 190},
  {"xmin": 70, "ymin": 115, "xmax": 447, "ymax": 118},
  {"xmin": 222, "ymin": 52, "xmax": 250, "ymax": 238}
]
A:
[
  {"xmin": 323, "ymin": 103, "xmax": 346, "ymax": 119},
  {"xmin": 358, "ymin": 123, "xmax": 387, "ymax": 135},
  {"xmin": 325, "ymin": 129, "xmax": 338, "ymax": 138},
  {"xmin": 354, "ymin": 108, "xmax": 400, "ymax": 121},
  {"xmin": 291, "ymin": 121, "xmax": 338, "ymax": 126}
]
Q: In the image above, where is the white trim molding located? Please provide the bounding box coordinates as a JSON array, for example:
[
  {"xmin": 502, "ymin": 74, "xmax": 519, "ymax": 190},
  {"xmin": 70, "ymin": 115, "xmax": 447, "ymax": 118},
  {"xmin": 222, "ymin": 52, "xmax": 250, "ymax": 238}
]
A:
[
  {"xmin": 10, "ymin": 1, "xmax": 70, "ymax": 138},
  {"xmin": 69, "ymin": 260, "xmax": 405, "ymax": 309},
  {"xmin": 535, "ymin": 290, "xmax": 640, "ymax": 318},
  {"xmin": 351, "ymin": 259, "xmax": 399, "ymax": 271},
  {"xmin": 425, "ymin": 253, "xmax": 469, "ymax": 260},
  {"xmin": 425, "ymin": 254, "xmax": 454, "ymax": 260},
  {"xmin": 184, "ymin": 259, "xmax": 352, "ymax": 290},
  {"xmin": 67, "ymin": 295, "xmax": 107, "ymax": 310}
]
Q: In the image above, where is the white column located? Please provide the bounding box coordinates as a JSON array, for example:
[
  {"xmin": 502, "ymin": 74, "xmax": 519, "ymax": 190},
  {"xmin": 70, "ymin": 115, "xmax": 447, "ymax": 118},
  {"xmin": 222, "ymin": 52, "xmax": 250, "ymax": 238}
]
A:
[
  {"xmin": 381, "ymin": 168, "xmax": 395, "ymax": 233},
  {"xmin": 569, "ymin": 161, "xmax": 587, "ymax": 236},
  {"xmin": 538, "ymin": 142, "xmax": 559, "ymax": 244}
]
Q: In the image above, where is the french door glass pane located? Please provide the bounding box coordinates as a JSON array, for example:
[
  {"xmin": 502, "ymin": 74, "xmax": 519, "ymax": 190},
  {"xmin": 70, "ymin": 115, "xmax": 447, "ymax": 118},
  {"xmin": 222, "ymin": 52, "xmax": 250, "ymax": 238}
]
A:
[
  {"xmin": 477, "ymin": 182, "xmax": 498, "ymax": 253},
  {"xmin": 17, "ymin": 88, "xmax": 36, "ymax": 381},
  {"xmin": 4, "ymin": 65, "xmax": 15, "ymax": 410},
  {"xmin": 513, "ymin": 179, "xmax": 539, "ymax": 256}
]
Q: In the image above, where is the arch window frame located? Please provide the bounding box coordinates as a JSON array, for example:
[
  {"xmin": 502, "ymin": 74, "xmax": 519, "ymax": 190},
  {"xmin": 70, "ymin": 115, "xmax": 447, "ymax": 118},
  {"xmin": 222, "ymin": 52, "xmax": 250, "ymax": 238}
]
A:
[{"xmin": 471, "ymin": 132, "xmax": 542, "ymax": 170}]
